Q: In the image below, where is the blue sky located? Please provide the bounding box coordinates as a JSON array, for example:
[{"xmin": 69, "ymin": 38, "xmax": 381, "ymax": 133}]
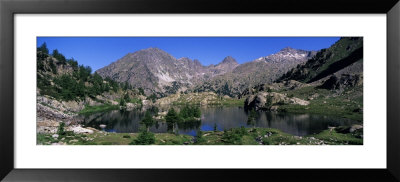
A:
[{"xmin": 37, "ymin": 37, "xmax": 340, "ymax": 72}]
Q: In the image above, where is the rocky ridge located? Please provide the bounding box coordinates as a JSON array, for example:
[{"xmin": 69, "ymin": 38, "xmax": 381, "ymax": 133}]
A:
[
  {"xmin": 97, "ymin": 47, "xmax": 315, "ymax": 97},
  {"xmin": 96, "ymin": 48, "xmax": 240, "ymax": 95}
]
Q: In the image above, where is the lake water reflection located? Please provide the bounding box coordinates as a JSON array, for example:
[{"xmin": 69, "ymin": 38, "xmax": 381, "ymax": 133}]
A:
[{"xmin": 79, "ymin": 106, "xmax": 358, "ymax": 136}]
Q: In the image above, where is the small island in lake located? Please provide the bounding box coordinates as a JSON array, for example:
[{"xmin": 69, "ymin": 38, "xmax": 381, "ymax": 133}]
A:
[{"xmin": 36, "ymin": 37, "xmax": 363, "ymax": 145}]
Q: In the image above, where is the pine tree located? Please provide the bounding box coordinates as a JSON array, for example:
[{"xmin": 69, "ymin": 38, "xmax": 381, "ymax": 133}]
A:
[
  {"xmin": 141, "ymin": 111, "xmax": 154, "ymax": 131},
  {"xmin": 52, "ymin": 49, "xmax": 67, "ymax": 64},
  {"xmin": 37, "ymin": 42, "xmax": 49, "ymax": 54},
  {"xmin": 165, "ymin": 108, "xmax": 180, "ymax": 132}
]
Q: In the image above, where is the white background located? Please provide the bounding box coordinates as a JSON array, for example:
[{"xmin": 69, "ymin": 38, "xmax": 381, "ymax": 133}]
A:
[{"xmin": 15, "ymin": 14, "xmax": 386, "ymax": 168}]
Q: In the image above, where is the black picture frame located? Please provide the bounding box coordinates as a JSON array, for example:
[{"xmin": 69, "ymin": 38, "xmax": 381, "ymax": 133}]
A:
[{"xmin": 1, "ymin": 0, "xmax": 399, "ymax": 181}]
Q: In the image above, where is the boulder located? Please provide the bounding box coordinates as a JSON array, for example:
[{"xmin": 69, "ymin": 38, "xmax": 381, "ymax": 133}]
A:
[
  {"xmin": 335, "ymin": 124, "xmax": 363, "ymax": 134},
  {"xmin": 126, "ymin": 103, "xmax": 139, "ymax": 111},
  {"xmin": 110, "ymin": 100, "xmax": 119, "ymax": 105},
  {"xmin": 244, "ymin": 92, "xmax": 309, "ymax": 111},
  {"xmin": 270, "ymin": 106, "xmax": 279, "ymax": 111},
  {"xmin": 62, "ymin": 100, "xmax": 85, "ymax": 112},
  {"xmin": 84, "ymin": 97, "xmax": 102, "ymax": 106},
  {"xmin": 350, "ymin": 124, "xmax": 363, "ymax": 133},
  {"xmin": 67, "ymin": 125, "xmax": 94, "ymax": 134}
]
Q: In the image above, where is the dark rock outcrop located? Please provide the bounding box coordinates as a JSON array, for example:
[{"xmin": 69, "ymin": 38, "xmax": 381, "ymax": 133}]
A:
[{"xmin": 319, "ymin": 74, "xmax": 363, "ymax": 90}]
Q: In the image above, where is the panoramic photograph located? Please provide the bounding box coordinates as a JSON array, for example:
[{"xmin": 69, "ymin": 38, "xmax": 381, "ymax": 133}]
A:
[{"xmin": 36, "ymin": 37, "xmax": 363, "ymax": 145}]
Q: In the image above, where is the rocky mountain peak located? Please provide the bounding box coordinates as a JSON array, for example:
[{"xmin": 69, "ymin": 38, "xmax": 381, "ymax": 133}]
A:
[
  {"xmin": 220, "ymin": 56, "xmax": 238, "ymax": 65},
  {"xmin": 262, "ymin": 47, "xmax": 315, "ymax": 64},
  {"xmin": 141, "ymin": 47, "xmax": 163, "ymax": 52},
  {"xmin": 278, "ymin": 47, "xmax": 309, "ymax": 55},
  {"xmin": 177, "ymin": 57, "xmax": 191, "ymax": 62},
  {"xmin": 213, "ymin": 56, "xmax": 239, "ymax": 73},
  {"xmin": 193, "ymin": 59, "xmax": 202, "ymax": 66},
  {"xmin": 280, "ymin": 46, "xmax": 295, "ymax": 52},
  {"xmin": 135, "ymin": 47, "xmax": 169, "ymax": 56}
]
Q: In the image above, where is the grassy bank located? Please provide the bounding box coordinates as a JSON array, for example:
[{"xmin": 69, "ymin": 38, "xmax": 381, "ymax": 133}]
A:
[
  {"xmin": 37, "ymin": 132, "xmax": 192, "ymax": 145},
  {"xmin": 277, "ymin": 86, "xmax": 363, "ymax": 122},
  {"xmin": 194, "ymin": 127, "xmax": 362, "ymax": 145},
  {"xmin": 78, "ymin": 104, "xmax": 119, "ymax": 115},
  {"xmin": 37, "ymin": 127, "xmax": 362, "ymax": 145}
]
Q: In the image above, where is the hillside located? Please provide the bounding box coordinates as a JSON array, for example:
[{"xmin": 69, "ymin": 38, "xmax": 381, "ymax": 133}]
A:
[
  {"xmin": 242, "ymin": 37, "xmax": 364, "ymax": 121},
  {"xmin": 36, "ymin": 43, "xmax": 150, "ymax": 115},
  {"xmin": 277, "ymin": 37, "xmax": 363, "ymax": 83}
]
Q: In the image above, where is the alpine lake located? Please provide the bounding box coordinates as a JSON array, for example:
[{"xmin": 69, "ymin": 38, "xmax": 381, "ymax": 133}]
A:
[{"xmin": 78, "ymin": 106, "xmax": 358, "ymax": 136}]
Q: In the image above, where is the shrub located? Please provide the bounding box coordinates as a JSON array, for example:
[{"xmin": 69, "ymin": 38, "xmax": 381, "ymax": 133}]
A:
[
  {"xmin": 239, "ymin": 126, "xmax": 247, "ymax": 136},
  {"xmin": 221, "ymin": 127, "xmax": 248, "ymax": 144},
  {"xmin": 57, "ymin": 122, "xmax": 65, "ymax": 136},
  {"xmin": 37, "ymin": 42, "xmax": 49, "ymax": 54},
  {"xmin": 265, "ymin": 95, "xmax": 273, "ymax": 108},
  {"xmin": 247, "ymin": 109, "xmax": 257, "ymax": 127},
  {"xmin": 222, "ymin": 129, "xmax": 242, "ymax": 145},
  {"xmin": 119, "ymin": 98, "xmax": 126, "ymax": 107},
  {"xmin": 52, "ymin": 49, "xmax": 67, "ymax": 65},
  {"xmin": 179, "ymin": 105, "xmax": 201, "ymax": 120},
  {"xmin": 130, "ymin": 130, "xmax": 155, "ymax": 145},
  {"xmin": 49, "ymin": 59, "xmax": 57, "ymax": 74},
  {"xmin": 141, "ymin": 110, "xmax": 155, "ymax": 131},
  {"xmin": 165, "ymin": 108, "xmax": 181, "ymax": 132},
  {"xmin": 195, "ymin": 130, "xmax": 206, "ymax": 144},
  {"xmin": 138, "ymin": 88, "xmax": 145, "ymax": 96},
  {"xmin": 147, "ymin": 94, "xmax": 157, "ymax": 103}
]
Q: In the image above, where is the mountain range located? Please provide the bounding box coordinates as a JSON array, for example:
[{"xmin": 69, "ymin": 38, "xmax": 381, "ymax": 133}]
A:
[{"xmin": 96, "ymin": 46, "xmax": 316, "ymax": 97}]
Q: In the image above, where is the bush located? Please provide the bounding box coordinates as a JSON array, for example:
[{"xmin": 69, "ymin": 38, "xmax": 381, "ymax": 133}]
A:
[
  {"xmin": 239, "ymin": 126, "xmax": 247, "ymax": 136},
  {"xmin": 119, "ymin": 98, "xmax": 126, "ymax": 107},
  {"xmin": 265, "ymin": 95, "xmax": 273, "ymax": 108},
  {"xmin": 141, "ymin": 110, "xmax": 155, "ymax": 130},
  {"xmin": 179, "ymin": 105, "xmax": 201, "ymax": 120},
  {"xmin": 57, "ymin": 122, "xmax": 65, "ymax": 136},
  {"xmin": 37, "ymin": 42, "xmax": 49, "ymax": 54},
  {"xmin": 195, "ymin": 130, "xmax": 205, "ymax": 144},
  {"xmin": 147, "ymin": 94, "xmax": 157, "ymax": 103},
  {"xmin": 130, "ymin": 130, "xmax": 155, "ymax": 145},
  {"xmin": 49, "ymin": 59, "xmax": 57, "ymax": 74},
  {"xmin": 138, "ymin": 88, "xmax": 145, "ymax": 96},
  {"xmin": 247, "ymin": 109, "xmax": 257, "ymax": 127},
  {"xmin": 221, "ymin": 127, "xmax": 247, "ymax": 145},
  {"xmin": 165, "ymin": 108, "xmax": 181, "ymax": 126},
  {"xmin": 67, "ymin": 58, "xmax": 78, "ymax": 69}
]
